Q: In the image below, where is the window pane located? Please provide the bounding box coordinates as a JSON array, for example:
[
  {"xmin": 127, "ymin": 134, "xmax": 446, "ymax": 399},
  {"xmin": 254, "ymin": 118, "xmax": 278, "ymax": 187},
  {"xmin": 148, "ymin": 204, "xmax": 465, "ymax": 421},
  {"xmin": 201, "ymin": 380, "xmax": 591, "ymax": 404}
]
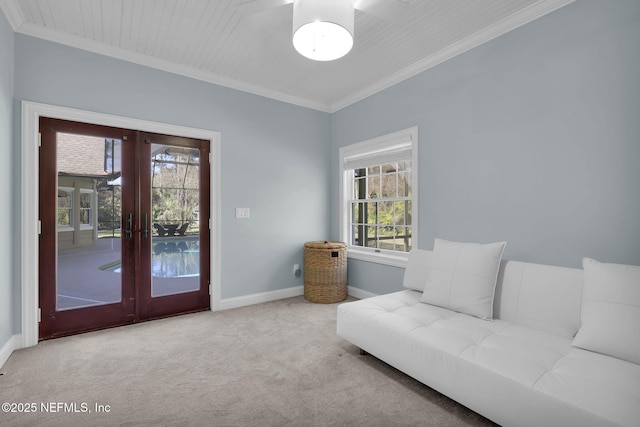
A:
[
  {"xmin": 151, "ymin": 148, "xmax": 200, "ymax": 232},
  {"xmin": 351, "ymin": 202, "xmax": 360, "ymax": 225},
  {"xmin": 404, "ymin": 171, "xmax": 412, "ymax": 197},
  {"xmin": 366, "ymin": 202, "xmax": 377, "ymax": 224},
  {"xmin": 58, "ymin": 209, "xmax": 71, "ymax": 226},
  {"xmin": 55, "ymin": 133, "xmax": 123, "ymax": 311},
  {"xmin": 58, "ymin": 190, "xmax": 72, "ymax": 209},
  {"xmin": 352, "ymin": 225, "xmax": 366, "ymax": 247},
  {"xmin": 380, "ymin": 226, "xmax": 395, "ymax": 250},
  {"xmin": 398, "ymin": 172, "xmax": 409, "ymax": 197},
  {"xmin": 393, "ymin": 227, "xmax": 412, "ymax": 252},
  {"xmin": 80, "ymin": 209, "xmax": 90, "ymax": 225},
  {"xmin": 354, "ymin": 177, "xmax": 366, "ymax": 200},
  {"xmin": 150, "ymin": 145, "xmax": 201, "ymax": 298},
  {"xmin": 367, "ymin": 175, "xmax": 380, "ymax": 199},
  {"xmin": 58, "ymin": 189, "xmax": 72, "ymax": 226},
  {"xmin": 381, "ymin": 164, "xmax": 396, "ymax": 174},
  {"xmin": 79, "ymin": 192, "xmax": 91, "ymax": 208},
  {"xmin": 366, "ymin": 226, "xmax": 377, "ymax": 248},
  {"xmin": 393, "ymin": 201, "xmax": 406, "ymax": 226},
  {"xmin": 378, "ymin": 201, "xmax": 393, "ymax": 226},
  {"xmin": 381, "ymin": 172, "xmax": 397, "ymax": 198}
]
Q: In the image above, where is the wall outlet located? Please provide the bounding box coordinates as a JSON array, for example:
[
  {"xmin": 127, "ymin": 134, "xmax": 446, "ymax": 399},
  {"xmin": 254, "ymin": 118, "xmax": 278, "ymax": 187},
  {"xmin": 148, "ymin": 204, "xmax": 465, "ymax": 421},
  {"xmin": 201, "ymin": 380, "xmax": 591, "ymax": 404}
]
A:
[{"xmin": 293, "ymin": 264, "xmax": 302, "ymax": 277}]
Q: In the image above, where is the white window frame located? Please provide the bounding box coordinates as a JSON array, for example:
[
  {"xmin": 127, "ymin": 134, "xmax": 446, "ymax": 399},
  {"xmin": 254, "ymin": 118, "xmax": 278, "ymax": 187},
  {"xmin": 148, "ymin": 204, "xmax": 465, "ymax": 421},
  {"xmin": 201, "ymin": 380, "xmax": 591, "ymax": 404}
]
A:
[
  {"xmin": 79, "ymin": 188, "xmax": 95, "ymax": 231},
  {"xmin": 57, "ymin": 186, "xmax": 74, "ymax": 231},
  {"xmin": 339, "ymin": 127, "xmax": 418, "ymax": 268}
]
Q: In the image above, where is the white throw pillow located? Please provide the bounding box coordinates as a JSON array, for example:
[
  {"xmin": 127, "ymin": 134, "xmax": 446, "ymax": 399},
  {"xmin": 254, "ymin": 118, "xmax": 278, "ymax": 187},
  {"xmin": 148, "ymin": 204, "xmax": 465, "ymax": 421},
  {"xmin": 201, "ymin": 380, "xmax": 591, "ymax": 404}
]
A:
[
  {"xmin": 572, "ymin": 258, "xmax": 640, "ymax": 365},
  {"xmin": 420, "ymin": 239, "xmax": 506, "ymax": 319},
  {"xmin": 402, "ymin": 249, "xmax": 433, "ymax": 292}
]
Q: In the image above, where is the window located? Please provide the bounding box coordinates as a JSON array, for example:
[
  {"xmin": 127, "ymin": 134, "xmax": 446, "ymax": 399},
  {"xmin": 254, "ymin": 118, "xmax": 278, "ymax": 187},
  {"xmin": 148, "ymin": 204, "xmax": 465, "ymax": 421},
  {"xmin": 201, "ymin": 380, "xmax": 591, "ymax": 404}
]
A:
[
  {"xmin": 79, "ymin": 189, "xmax": 94, "ymax": 229},
  {"xmin": 57, "ymin": 187, "xmax": 95, "ymax": 231},
  {"xmin": 57, "ymin": 187, "xmax": 73, "ymax": 229},
  {"xmin": 339, "ymin": 127, "xmax": 418, "ymax": 267}
]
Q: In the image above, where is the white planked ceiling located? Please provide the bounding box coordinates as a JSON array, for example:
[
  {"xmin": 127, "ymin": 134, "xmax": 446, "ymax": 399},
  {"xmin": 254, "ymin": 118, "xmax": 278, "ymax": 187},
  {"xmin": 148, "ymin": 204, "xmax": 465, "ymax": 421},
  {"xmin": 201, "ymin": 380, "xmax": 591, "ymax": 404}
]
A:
[{"xmin": 0, "ymin": 0, "xmax": 574, "ymax": 112}]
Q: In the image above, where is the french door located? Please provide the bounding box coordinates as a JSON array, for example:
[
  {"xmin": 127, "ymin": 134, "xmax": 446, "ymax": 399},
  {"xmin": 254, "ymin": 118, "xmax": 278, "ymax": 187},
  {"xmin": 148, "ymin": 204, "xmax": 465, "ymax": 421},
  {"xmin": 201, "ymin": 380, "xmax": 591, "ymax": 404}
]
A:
[{"xmin": 38, "ymin": 117, "xmax": 210, "ymax": 340}]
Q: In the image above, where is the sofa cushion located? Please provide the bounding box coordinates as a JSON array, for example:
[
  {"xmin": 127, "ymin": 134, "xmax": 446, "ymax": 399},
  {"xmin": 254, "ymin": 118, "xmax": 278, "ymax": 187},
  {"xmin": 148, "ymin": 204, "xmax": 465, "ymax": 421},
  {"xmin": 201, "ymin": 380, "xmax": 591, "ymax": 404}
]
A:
[
  {"xmin": 572, "ymin": 258, "xmax": 640, "ymax": 365},
  {"xmin": 420, "ymin": 239, "xmax": 506, "ymax": 319},
  {"xmin": 535, "ymin": 348, "xmax": 640, "ymax": 427},
  {"xmin": 402, "ymin": 249, "xmax": 433, "ymax": 292},
  {"xmin": 494, "ymin": 259, "xmax": 583, "ymax": 338}
]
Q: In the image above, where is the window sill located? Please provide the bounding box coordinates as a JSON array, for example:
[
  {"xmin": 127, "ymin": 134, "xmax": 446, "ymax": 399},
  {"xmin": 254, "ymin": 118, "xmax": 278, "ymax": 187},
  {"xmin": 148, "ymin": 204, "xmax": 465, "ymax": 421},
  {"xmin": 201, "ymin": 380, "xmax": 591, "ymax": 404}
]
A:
[{"xmin": 347, "ymin": 248, "xmax": 408, "ymax": 268}]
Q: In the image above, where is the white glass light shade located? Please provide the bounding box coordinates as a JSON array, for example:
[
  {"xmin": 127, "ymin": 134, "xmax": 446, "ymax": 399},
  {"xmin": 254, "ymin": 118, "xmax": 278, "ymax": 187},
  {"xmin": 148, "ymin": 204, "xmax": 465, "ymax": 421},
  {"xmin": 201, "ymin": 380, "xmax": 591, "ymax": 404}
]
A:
[{"xmin": 292, "ymin": 0, "xmax": 354, "ymax": 61}]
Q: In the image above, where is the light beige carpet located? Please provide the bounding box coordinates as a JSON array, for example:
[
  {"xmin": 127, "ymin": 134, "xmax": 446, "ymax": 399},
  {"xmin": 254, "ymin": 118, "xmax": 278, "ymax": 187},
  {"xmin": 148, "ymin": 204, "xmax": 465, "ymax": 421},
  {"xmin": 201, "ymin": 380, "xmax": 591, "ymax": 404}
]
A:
[{"xmin": 0, "ymin": 296, "xmax": 496, "ymax": 426}]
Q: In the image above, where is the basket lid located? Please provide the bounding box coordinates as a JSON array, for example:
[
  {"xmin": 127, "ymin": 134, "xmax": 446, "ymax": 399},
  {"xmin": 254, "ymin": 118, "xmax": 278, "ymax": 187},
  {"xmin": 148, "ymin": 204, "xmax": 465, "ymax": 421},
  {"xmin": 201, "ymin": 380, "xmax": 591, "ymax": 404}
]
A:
[{"xmin": 304, "ymin": 241, "xmax": 347, "ymax": 249}]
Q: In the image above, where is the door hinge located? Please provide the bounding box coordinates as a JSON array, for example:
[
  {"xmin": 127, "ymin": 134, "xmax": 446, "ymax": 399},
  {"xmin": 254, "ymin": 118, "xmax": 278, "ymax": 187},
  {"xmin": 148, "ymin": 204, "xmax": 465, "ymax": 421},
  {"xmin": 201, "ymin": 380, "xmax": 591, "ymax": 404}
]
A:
[
  {"xmin": 209, "ymin": 152, "xmax": 212, "ymax": 164},
  {"xmin": 208, "ymin": 284, "xmax": 212, "ymax": 295},
  {"xmin": 209, "ymin": 218, "xmax": 212, "ymax": 230},
  {"xmin": 37, "ymin": 308, "xmax": 41, "ymax": 323},
  {"xmin": 38, "ymin": 220, "xmax": 42, "ymax": 235},
  {"xmin": 38, "ymin": 132, "xmax": 41, "ymax": 147}
]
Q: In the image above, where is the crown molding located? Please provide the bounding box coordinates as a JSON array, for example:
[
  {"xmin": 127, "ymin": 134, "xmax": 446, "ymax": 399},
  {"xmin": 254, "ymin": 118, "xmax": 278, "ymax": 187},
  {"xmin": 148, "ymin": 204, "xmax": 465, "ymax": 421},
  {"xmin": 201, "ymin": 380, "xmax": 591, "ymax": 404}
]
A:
[
  {"xmin": 329, "ymin": 0, "xmax": 575, "ymax": 112},
  {"xmin": 0, "ymin": 0, "xmax": 25, "ymax": 30},
  {"xmin": 11, "ymin": 20, "xmax": 332, "ymax": 113},
  {"xmin": 3, "ymin": 0, "xmax": 574, "ymax": 114}
]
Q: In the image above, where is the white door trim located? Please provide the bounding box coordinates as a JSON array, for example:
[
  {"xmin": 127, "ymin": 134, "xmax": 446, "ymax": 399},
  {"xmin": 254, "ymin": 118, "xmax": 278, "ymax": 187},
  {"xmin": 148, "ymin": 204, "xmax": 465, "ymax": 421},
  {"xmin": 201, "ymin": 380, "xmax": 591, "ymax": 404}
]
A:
[{"xmin": 21, "ymin": 101, "xmax": 222, "ymax": 348}]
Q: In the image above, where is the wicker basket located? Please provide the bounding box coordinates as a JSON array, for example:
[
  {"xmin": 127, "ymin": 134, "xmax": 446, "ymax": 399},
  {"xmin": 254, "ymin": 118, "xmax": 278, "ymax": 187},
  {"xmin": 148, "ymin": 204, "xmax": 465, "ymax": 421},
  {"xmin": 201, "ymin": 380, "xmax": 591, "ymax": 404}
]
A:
[{"xmin": 304, "ymin": 241, "xmax": 348, "ymax": 304}]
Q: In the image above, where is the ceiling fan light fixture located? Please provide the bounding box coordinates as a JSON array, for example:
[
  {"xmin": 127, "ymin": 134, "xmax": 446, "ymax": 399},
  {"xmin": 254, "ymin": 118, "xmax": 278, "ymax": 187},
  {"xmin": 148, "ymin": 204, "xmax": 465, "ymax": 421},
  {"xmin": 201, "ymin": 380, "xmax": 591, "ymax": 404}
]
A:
[{"xmin": 292, "ymin": 0, "xmax": 354, "ymax": 61}]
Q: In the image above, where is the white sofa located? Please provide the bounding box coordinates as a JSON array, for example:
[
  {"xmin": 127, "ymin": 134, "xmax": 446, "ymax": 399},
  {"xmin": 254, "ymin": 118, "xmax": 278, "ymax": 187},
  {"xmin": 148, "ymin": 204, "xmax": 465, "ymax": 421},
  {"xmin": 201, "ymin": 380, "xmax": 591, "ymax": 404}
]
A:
[{"xmin": 337, "ymin": 248, "xmax": 640, "ymax": 427}]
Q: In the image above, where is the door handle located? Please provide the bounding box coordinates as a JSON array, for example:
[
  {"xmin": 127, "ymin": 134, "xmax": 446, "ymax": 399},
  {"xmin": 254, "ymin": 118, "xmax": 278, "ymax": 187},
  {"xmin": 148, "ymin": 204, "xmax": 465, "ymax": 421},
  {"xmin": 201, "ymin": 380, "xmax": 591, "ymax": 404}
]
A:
[
  {"xmin": 125, "ymin": 213, "xmax": 133, "ymax": 239},
  {"xmin": 142, "ymin": 213, "xmax": 149, "ymax": 238}
]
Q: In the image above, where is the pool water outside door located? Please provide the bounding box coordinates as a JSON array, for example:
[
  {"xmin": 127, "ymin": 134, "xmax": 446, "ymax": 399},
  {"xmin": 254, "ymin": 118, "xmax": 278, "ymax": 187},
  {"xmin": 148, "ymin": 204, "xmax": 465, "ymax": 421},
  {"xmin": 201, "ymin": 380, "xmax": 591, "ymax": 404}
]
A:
[{"xmin": 38, "ymin": 117, "xmax": 211, "ymax": 340}]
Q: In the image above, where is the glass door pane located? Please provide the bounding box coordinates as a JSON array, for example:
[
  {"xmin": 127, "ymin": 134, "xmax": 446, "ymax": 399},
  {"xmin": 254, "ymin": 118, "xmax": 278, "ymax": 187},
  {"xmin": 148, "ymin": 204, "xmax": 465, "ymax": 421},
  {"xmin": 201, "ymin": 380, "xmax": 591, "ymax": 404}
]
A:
[
  {"xmin": 56, "ymin": 133, "xmax": 123, "ymax": 310},
  {"xmin": 149, "ymin": 145, "xmax": 201, "ymax": 297}
]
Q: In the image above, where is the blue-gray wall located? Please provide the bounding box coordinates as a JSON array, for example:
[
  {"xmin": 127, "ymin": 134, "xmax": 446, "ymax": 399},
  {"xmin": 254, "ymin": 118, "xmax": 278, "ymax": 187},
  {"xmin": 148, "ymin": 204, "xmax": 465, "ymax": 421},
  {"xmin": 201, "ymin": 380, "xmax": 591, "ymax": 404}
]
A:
[
  {"xmin": 3, "ymin": 0, "xmax": 640, "ymax": 348},
  {"xmin": 11, "ymin": 34, "xmax": 331, "ymax": 320},
  {"xmin": 332, "ymin": 0, "xmax": 640, "ymax": 294},
  {"xmin": 0, "ymin": 11, "xmax": 14, "ymax": 349}
]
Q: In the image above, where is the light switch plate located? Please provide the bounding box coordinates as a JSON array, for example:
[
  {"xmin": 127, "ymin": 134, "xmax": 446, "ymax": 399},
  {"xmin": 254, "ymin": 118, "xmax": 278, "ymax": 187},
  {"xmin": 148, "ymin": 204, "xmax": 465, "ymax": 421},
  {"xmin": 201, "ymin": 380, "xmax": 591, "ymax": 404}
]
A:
[{"xmin": 235, "ymin": 208, "xmax": 250, "ymax": 219}]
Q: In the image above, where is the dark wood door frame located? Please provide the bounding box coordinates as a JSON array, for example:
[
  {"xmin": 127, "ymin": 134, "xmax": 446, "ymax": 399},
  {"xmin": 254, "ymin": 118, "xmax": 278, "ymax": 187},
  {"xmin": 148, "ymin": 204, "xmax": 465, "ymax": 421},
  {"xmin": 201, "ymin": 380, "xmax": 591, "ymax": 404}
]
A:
[
  {"xmin": 39, "ymin": 118, "xmax": 137, "ymax": 339},
  {"xmin": 38, "ymin": 117, "xmax": 210, "ymax": 340}
]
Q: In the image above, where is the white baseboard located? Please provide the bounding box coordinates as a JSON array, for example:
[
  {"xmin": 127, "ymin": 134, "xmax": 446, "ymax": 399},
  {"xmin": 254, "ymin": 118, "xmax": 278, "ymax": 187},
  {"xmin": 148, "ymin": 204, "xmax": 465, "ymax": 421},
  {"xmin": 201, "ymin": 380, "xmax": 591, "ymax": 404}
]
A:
[
  {"xmin": 219, "ymin": 285, "xmax": 304, "ymax": 311},
  {"xmin": 0, "ymin": 335, "xmax": 22, "ymax": 369},
  {"xmin": 348, "ymin": 286, "xmax": 378, "ymax": 300},
  {"xmin": 217, "ymin": 284, "xmax": 379, "ymax": 310}
]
